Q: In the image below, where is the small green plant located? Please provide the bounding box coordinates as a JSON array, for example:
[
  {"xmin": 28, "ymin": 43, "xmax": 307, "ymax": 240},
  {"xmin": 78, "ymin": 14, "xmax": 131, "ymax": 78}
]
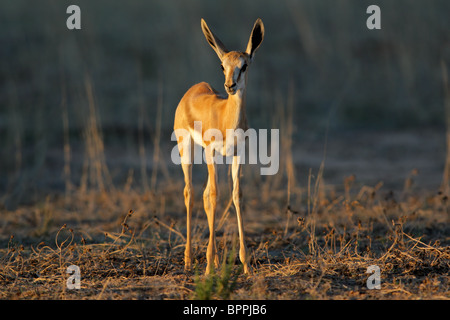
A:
[{"xmin": 192, "ymin": 246, "xmax": 243, "ymax": 300}]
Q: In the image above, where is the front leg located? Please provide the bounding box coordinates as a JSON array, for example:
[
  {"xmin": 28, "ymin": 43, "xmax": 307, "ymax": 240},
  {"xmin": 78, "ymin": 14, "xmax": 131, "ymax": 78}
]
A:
[
  {"xmin": 232, "ymin": 155, "xmax": 250, "ymax": 274},
  {"xmin": 205, "ymin": 150, "xmax": 219, "ymax": 274}
]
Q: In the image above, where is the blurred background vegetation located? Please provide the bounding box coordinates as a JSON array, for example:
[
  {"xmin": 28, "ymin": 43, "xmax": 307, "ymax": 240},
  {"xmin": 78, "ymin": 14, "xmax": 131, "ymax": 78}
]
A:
[{"xmin": 0, "ymin": 0, "xmax": 449, "ymax": 208}]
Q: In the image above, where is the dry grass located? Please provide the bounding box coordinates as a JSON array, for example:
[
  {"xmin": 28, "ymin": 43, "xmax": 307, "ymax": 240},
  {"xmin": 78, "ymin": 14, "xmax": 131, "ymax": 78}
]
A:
[{"xmin": 0, "ymin": 172, "xmax": 448, "ymax": 300}]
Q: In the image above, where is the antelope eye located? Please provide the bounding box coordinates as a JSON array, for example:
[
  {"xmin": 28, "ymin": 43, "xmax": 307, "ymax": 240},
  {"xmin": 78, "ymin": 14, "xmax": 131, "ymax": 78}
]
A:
[
  {"xmin": 220, "ymin": 65, "xmax": 224, "ymax": 71},
  {"xmin": 241, "ymin": 64, "xmax": 248, "ymax": 72}
]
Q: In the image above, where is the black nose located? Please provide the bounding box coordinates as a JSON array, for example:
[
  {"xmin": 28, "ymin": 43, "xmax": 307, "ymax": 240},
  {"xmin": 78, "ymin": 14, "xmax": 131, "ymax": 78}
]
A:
[{"xmin": 225, "ymin": 83, "xmax": 236, "ymax": 89}]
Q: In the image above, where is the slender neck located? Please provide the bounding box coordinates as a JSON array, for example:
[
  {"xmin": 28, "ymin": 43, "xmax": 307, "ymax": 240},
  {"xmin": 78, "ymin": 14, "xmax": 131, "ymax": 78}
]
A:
[
  {"xmin": 226, "ymin": 87, "xmax": 247, "ymax": 129},
  {"xmin": 229, "ymin": 87, "xmax": 246, "ymax": 108}
]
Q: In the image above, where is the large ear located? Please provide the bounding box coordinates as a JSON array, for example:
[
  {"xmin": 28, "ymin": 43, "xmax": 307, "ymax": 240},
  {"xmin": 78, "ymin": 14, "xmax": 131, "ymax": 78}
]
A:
[
  {"xmin": 245, "ymin": 18, "xmax": 265, "ymax": 61},
  {"xmin": 201, "ymin": 18, "xmax": 228, "ymax": 60}
]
